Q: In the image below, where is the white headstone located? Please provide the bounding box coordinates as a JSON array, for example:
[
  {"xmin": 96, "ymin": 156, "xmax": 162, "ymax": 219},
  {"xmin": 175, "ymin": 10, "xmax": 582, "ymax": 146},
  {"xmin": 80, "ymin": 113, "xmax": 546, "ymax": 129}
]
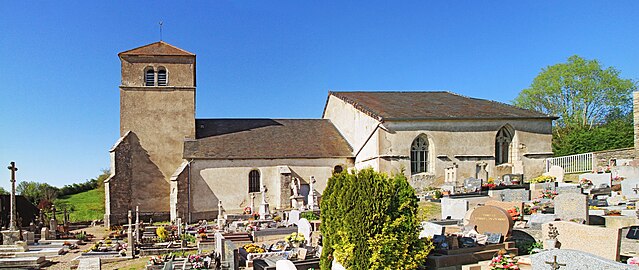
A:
[
  {"xmin": 276, "ymin": 260, "xmax": 297, "ymax": 270},
  {"xmin": 297, "ymin": 218, "xmax": 312, "ymax": 245},
  {"xmin": 419, "ymin": 221, "xmax": 444, "ymax": 239},
  {"xmin": 621, "ymin": 178, "xmax": 639, "ymax": 199},
  {"xmin": 544, "ymin": 166, "xmax": 565, "ymax": 182},
  {"xmin": 288, "ymin": 210, "xmax": 301, "ymax": 226},
  {"xmin": 554, "ymin": 193, "xmax": 589, "ymax": 224},
  {"xmin": 440, "ymin": 197, "xmax": 468, "ymax": 220},
  {"xmin": 579, "ymin": 173, "xmax": 611, "ymax": 188}
]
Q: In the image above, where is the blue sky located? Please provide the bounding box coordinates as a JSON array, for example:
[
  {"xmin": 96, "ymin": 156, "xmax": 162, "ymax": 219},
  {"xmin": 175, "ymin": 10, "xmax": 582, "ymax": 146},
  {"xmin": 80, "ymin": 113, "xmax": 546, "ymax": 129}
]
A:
[{"xmin": 1, "ymin": 1, "xmax": 638, "ymax": 190}]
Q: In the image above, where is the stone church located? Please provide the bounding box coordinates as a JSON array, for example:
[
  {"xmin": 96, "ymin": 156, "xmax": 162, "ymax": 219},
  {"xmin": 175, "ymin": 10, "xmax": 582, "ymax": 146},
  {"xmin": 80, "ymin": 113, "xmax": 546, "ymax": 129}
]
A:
[{"xmin": 104, "ymin": 41, "xmax": 555, "ymax": 226}]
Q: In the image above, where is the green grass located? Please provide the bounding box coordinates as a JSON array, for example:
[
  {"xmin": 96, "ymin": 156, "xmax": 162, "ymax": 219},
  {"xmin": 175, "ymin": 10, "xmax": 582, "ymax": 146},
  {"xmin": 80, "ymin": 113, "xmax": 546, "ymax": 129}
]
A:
[
  {"xmin": 55, "ymin": 188, "xmax": 105, "ymax": 222},
  {"xmin": 418, "ymin": 201, "xmax": 441, "ymax": 222}
]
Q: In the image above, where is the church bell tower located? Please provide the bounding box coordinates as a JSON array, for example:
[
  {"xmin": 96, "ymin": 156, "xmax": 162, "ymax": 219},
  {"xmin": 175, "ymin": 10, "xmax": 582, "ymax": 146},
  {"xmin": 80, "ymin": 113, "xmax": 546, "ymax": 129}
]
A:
[{"xmin": 105, "ymin": 41, "xmax": 195, "ymax": 226}]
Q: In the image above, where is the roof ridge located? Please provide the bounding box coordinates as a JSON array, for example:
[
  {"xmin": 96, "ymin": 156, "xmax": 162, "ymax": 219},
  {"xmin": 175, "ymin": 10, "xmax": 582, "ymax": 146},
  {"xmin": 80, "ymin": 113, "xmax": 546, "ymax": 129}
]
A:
[{"xmin": 119, "ymin": 41, "xmax": 195, "ymax": 56}]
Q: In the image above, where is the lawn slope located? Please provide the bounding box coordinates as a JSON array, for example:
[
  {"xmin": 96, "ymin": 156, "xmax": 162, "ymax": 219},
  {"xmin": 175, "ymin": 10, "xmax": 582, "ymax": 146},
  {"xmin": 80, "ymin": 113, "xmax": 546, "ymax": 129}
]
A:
[{"xmin": 55, "ymin": 188, "xmax": 105, "ymax": 222}]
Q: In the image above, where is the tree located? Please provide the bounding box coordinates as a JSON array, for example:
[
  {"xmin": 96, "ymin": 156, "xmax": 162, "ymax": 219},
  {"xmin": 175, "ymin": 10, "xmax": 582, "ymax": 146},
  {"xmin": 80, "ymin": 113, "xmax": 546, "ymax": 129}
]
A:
[
  {"xmin": 17, "ymin": 181, "xmax": 59, "ymax": 205},
  {"xmin": 320, "ymin": 168, "xmax": 433, "ymax": 269},
  {"xmin": 514, "ymin": 55, "xmax": 636, "ymax": 129},
  {"xmin": 0, "ymin": 187, "xmax": 8, "ymax": 195}
]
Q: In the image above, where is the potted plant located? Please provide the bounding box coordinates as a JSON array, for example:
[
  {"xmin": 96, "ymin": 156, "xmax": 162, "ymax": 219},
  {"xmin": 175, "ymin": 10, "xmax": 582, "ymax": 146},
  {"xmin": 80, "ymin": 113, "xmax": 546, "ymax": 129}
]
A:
[
  {"xmin": 544, "ymin": 223, "xmax": 559, "ymax": 250},
  {"xmin": 489, "ymin": 249, "xmax": 519, "ymax": 270}
]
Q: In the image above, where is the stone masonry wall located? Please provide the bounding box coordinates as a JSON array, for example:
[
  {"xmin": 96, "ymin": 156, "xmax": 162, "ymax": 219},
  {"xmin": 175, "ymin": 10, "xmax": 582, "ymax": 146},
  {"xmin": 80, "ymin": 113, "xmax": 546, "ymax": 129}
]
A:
[{"xmin": 593, "ymin": 148, "xmax": 635, "ymax": 168}]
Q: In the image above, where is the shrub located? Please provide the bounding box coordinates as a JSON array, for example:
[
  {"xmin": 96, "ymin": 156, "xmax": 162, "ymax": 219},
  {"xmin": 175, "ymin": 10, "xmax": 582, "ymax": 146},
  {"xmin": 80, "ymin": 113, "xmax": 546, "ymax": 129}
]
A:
[
  {"xmin": 320, "ymin": 168, "xmax": 433, "ymax": 269},
  {"xmin": 300, "ymin": 212, "xmax": 319, "ymax": 221},
  {"xmin": 156, "ymin": 227, "xmax": 168, "ymax": 242}
]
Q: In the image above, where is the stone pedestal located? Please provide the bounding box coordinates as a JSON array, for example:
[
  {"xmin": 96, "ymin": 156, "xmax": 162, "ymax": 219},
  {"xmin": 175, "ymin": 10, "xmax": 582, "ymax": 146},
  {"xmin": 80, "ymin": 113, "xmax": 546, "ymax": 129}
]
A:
[
  {"xmin": 1, "ymin": 230, "xmax": 21, "ymax": 245},
  {"xmin": 259, "ymin": 203, "xmax": 270, "ymax": 220},
  {"xmin": 41, "ymin": 227, "xmax": 50, "ymax": 240},
  {"xmin": 290, "ymin": 196, "xmax": 305, "ymax": 209}
]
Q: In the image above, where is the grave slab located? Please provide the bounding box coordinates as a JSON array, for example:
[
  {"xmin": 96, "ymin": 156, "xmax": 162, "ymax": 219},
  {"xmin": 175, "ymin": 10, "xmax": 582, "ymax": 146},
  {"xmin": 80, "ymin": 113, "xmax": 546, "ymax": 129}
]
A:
[
  {"xmin": 541, "ymin": 221, "xmax": 622, "ymax": 261},
  {"xmin": 531, "ymin": 249, "xmax": 634, "ymax": 270},
  {"xmin": 441, "ymin": 197, "xmax": 469, "ymax": 220}
]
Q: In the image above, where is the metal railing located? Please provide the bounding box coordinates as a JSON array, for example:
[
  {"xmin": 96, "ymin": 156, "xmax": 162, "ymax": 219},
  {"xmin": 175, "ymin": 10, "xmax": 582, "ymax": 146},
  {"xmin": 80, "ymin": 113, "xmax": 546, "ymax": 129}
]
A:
[{"xmin": 545, "ymin": 152, "xmax": 594, "ymax": 174}]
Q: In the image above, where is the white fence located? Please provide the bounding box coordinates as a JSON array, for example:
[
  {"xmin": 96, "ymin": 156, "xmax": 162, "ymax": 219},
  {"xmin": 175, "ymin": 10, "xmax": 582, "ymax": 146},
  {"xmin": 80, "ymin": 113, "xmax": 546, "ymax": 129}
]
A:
[{"xmin": 545, "ymin": 153, "xmax": 594, "ymax": 174}]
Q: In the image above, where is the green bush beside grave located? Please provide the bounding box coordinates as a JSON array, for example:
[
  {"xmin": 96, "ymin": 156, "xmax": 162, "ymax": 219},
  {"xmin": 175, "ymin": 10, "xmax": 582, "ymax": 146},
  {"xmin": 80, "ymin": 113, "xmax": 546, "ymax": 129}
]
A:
[{"xmin": 320, "ymin": 168, "xmax": 433, "ymax": 269}]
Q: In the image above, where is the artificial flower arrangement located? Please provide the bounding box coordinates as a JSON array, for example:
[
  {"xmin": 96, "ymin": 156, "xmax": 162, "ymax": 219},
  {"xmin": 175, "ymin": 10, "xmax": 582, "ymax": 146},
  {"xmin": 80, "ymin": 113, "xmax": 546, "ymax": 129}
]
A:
[
  {"xmin": 489, "ymin": 249, "xmax": 519, "ymax": 270},
  {"xmin": 528, "ymin": 175, "xmax": 556, "ymax": 184},
  {"xmin": 188, "ymin": 254, "xmax": 207, "ymax": 269},
  {"xmin": 628, "ymin": 257, "xmax": 639, "ymax": 266},
  {"xmin": 579, "ymin": 178, "xmax": 593, "ymax": 188},
  {"xmin": 243, "ymin": 243, "xmax": 266, "ymax": 254},
  {"xmin": 243, "ymin": 206, "xmax": 252, "ymax": 215},
  {"xmin": 593, "ymin": 166, "xmax": 612, "ymax": 173},
  {"xmin": 148, "ymin": 256, "xmax": 163, "ymax": 265},
  {"xmin": 540, "ymin": 189, "xmax": 558, "ymax": 199},
  {"xmin": 506, "ymin": 207, "xmax": 520, "ymax": 220},
  {"xmin": 285, "ymin": 232, "xmax": 306, "ymax": 244},
  {"xmin": 613, "ymin": 175, "xmax": 625, "ymax": 181}
]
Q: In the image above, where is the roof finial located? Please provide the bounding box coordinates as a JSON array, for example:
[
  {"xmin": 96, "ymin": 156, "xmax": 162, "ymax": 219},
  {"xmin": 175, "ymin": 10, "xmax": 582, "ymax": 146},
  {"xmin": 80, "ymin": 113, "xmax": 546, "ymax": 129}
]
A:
[{"xmin": 159, "ymin": 20, "xmax": 163, "ymax": 41}]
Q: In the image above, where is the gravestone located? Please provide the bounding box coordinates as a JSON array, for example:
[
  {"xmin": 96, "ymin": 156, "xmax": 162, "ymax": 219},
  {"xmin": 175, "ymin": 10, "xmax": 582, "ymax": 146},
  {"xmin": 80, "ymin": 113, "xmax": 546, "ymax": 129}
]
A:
[
  {"xmin": 463, "ymin": 178, "xmax": 482, "ymax": 192},
  {"xmin": 440, "ymin": 197, "xmax": 469, "ymax": 220},
  {"xmin": 556, "ymin": 183, "xmax": 582, "ymax": 194},
  {"xmin": 41, "ymin": 227, "xmax": 50, "ymax": 240},
  {"xmin": 621, "ymin": 178, "xmax": 639, "ymax": 199},
  {"xmin": 531, "ymin": 249, "xmax": 635, "ymax": 270},
  {"xmin": 579, "ymin": 173, "xmax": 611, "ymax": 188},
  {"xmin": 543, "ymin": 165, "xmax": 565, "ymax": 182},
  {"xmin": 297, "ymin": 218, "xmax": 312, "ymax": 245},
  {"xmin": 554, "ymin": 193, "xmax": 589, "ymax": 224},
  {"xmin": 527, "ymin": 213, "xmax": 557, "ymax": 230},
  {"xmin": 445, "ymin": 164, "xmax": 458, "ymax": 185},
  {"xmin": 288, "ymin": 210, "xmax": 300, "ymax": 226},
  {"xmin": 468, "ymin": 205, "xmax": 513, "ymax": 237},
  {"xmin": 488, "ymin": 189, "xmax": 529, "ymax": 202},
  {"xmin": 22, "ymin": 231, "xmax": 34, "ymax": 245},
  {"xmin": 484, "ymin": 200, "xmax": 523, "ymax": 219},
  {"xmin": 613, "ymin": 166, "xmax": 639, "ymax": 181},
  {"xmin": 542, "ymin": 221, "xmax": 622, "ymax": 261},
  {"xmin": 476, "ymin": 162, "xmax": 488, "ymax": 181},
  {"xmin": 502, "ymin": 174, "xmax": 524, "ymax": 185},
  {"xmin": 419, "ymin": 221, "xmax": 444, "ymax": 239},
  {"xmin": 626, "ymin": 226, "xmax": 639, "ymax": 239}
]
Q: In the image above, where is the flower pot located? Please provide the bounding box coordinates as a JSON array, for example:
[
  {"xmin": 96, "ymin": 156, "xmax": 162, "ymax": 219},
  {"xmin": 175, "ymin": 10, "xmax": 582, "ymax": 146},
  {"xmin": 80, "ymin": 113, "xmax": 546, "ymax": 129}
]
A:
[{"xmin": 544, "ymin": 239, "xmax": 557, "ymax": 250}]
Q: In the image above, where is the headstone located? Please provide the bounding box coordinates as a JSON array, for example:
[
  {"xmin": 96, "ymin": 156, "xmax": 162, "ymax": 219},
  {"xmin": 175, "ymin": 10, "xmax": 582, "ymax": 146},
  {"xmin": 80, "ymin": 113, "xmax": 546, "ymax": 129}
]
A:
[
  {"xmin": 288, "ymin": 210, "xmax": 300, "ymax": 226},
  {"xmin": 445, "ymin": 164, "xmax": 458, "ymax": 185},
  {"xmin": 542, "ymin": 221, "xmax": 622, "ymax": 261},
  {"xmin": 554, "ymin": 193, "xmax": 589, "ymax": 224},
  {"xmin": 613, "ymin": 166, "xmax": 639, "ymax": 182},
  {"xmin": 488, "ymin": 189, "xmax": 529, "ymax": 202},
  {"xmin": 556, "ymin": 183, "xmax": 582, "ymax": 194},
  {"xmin": 502, "ymin": 174, "xmax": 524, "ymax": 185},
  {"xmin": 307, "ymin": 176, "xmax": 318, "ymax": 210},
  {"xmin": 468, "ymin": 205, "xmax": 514, "ymax": 237},
  {"xmin": 127, "ymin": 210, "xmax": 134, "ymax": 258},
  {"xmin": 135, "ymin": 206, "xmax": 140, "ymax": 243},
  {"xmin": 484, "ymin": 200, "xmax": 523, "ymax": 220},
  {"xmin": 543, "ymin": 166, "xmax": 565, "ymax": 182},
  {"xmin": 22, "ymin": 231, "xmax": 34, "ymax": 245},
  {"xmin": 621, "ymin": 178, "xmax": 639, "ymax": 199},
  {"xmin": 1, "ymin": 231, "xmax": 20, "ymax": 245},
  {"xmin": 419, "ymin": 221, "xmax": 444, "ymax": 239},
  {"xmin": 528, "ymin": 213, "xmax": 557, "ymax": 230},
  {"xmin": 217, "ymin": 200, "xmax": 225, "ymax": 227},
  {"xmin": 250, "ymin": 193, "xmax": 255, "ymax": 214},
  {"xmin": 626, "ymin": 226, "xmax": 639, "ymax": 239},
  {"xmin": 440, "ymin": 197, "xmax": 469, "ymax": 220},
  {"xmin": 463, "ymin": 178, "xmax": 482, "ymax": 192},
  {"xmin": 578, "ymin": 173, "xmax": 611, "ymax": 188},
  {"xmin": 41, "ymin": 227, "xmax": 50, "ymax": 240},
  {"xmin": 476, "ymin": 162, "xmax": 488, "ymax": 181},
  {"xmin": 297, "ymin": 218, "xmax": 311, "ymax": 245},
  {"xmin": 275, "ymin": 260, "xmax": 297, "ymax": 270},
  {"xmin": 530, "ymin": 248, "xmax": 635, "ymax": 270},
  {"xmin": 259, "ymin": 185, "xmax": 270, "ymax": 219}
]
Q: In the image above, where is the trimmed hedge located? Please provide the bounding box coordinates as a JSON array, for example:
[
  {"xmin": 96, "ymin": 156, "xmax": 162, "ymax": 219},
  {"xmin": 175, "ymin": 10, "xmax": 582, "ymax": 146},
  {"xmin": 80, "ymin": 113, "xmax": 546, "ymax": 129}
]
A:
[{"xmin": 320, "ymin": 168, "xmax": 433, "ymax": 269}]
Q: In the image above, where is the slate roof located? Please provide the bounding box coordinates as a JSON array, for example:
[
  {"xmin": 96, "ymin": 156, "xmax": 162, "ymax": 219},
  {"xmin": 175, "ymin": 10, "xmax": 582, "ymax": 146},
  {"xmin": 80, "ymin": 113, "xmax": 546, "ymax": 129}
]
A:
[
  {"xmin": 327, "ymin": 91, "xmax": 557, "ymax": 122},
  {"xmin": 119, "ymin": 41, "xmax": 195, "ymax": 57},
  {"xmin": 184, "ymin": 119, "xmax": 353, "ymax": 159}
]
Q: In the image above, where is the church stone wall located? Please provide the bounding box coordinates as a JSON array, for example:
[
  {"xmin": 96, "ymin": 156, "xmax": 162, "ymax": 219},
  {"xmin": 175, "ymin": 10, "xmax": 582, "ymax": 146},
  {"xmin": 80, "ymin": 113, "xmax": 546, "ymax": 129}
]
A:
[
  {"xmin": 323, "ymin": 95, "xmax": 379, "ymax": 161},
  {"xmin": 180, "ymin": 158, "xmax": 353, "ymax": 219},
  {"xmin": 376, "ymin": 119, "xmax": 553, "ymax": 189},
  {"xmin": 120, "ymin": 55, "xmax": 195, "ymax": 87}
]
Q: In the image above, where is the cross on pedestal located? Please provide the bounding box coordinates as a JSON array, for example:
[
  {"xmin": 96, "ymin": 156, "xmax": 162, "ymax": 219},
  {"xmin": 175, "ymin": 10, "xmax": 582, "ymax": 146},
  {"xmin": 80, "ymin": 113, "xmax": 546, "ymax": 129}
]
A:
[
  {"xmin": 545, "ymin": 255, "xmax": 566, "ymax": 270},
  {"xmin": 7, "ymin": 162, "xmax": 18, "ymax": 230}
]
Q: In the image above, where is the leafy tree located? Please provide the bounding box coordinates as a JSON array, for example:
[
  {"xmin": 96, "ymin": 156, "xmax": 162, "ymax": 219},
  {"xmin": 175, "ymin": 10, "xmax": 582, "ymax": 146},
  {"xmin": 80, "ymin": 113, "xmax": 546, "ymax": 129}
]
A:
[
  {"xmin": 514, "ymin": 55, "xmax": 636, "ymax": 129},
  {"xmin": 17, "ymin": 181, "xmax": 59, "ymax": 205},
  {"xmin": 320, "ymin": 168, "xmax": 433, "ymax": 270},
  {"xmin": 0, "ymin": 187, "xmax": 8, "ymax": 195}
]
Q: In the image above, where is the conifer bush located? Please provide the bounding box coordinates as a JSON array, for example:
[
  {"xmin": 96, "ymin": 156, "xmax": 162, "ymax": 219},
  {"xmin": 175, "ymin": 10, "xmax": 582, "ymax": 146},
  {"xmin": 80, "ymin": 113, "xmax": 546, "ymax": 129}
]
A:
[{"xmin": 320, "ymin": 168, "xmax": 433, "ymax": 269}]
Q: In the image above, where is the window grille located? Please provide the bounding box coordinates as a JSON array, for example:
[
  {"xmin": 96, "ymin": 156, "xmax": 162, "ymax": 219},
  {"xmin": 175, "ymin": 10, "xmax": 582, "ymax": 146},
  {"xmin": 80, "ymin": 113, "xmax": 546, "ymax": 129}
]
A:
[
  {"xmin": 157, "ymin": 69, "xmax": 167, "ymax": 86},
  {"xmin": 145, "ymin": 69, "xmax": 155, "ymax": 86},
  {"xmin": 411, "ymin": 136, "xmax": 429, "ymax": 174},
  {"xmin": 248, "ymin": 170, "xmax": 260, "ymax": 193}
]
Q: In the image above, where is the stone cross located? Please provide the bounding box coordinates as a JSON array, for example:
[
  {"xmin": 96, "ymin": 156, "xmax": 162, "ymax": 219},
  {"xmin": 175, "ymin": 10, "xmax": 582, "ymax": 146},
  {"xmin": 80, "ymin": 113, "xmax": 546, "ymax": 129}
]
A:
[
  {"xmin": 7, "ymin": 162, "xmax": 18, "ymax": 230},
  {"xmin": 250, "ymin": 193, "xmax": 255, "ymax": 214},
  {"xmin": 545, "ymin": 255, "xmax": 566, "ymax": 270},
  {"xmin": 633, "ymin": 184, "xmax": 639, "ymax": 194},
  {"xmin": 632, "ymin": 227, "xmax": 639, "ymax": 236},
  {"xmin": 217, "ymin": 200, "xmax": 224, "ymax": 228}
]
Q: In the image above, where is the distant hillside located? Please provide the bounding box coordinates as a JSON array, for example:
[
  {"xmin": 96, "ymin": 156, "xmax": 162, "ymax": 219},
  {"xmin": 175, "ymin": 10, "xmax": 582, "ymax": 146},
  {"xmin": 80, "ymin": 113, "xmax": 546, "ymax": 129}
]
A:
[{"xmin": 55, "ymin": 188, "xmax": 104, "ymax": 222}]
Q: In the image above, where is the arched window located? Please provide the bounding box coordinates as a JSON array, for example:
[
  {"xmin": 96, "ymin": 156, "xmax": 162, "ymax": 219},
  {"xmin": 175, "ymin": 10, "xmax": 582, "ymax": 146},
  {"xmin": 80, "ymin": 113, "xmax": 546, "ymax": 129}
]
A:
[
  {"xmin": 157, "ymin": 68, "xmax": 167, "ymax": 86},
  {"xmin": 145, "ymin": 69, "xmax": 155, "ymax": 86},
  {"xmin": 248, "ymin": 170, "xmax": 260, "ymax": 193},
  {"xmin": 495, "ymin": 126, "xmax": 514, "ymax": 165},
  {"xmin": 410, "ymin": 136, "xmax": 429, "ymax": 174},
  {"xmin": 333, "ymin": 165, "xmax": 343, "ymax": 174}
]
